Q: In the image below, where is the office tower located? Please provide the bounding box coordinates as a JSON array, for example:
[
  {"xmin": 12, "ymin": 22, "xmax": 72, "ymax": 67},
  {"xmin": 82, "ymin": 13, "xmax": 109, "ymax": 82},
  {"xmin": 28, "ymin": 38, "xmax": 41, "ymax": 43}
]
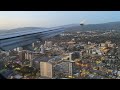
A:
[
  {"xmin": 40, "ymin": 62, "xmax": 53, "ymax": 78},
  {"xmin": 18, "ymin": 50, "xmax": 27, "ymax": 61},
  {"xmin": 48, "ymin": 41, "xmax": 52, "ymax": 48},
  {"xmin": 25, "ymin": 51, "xmax": 33, "ymax": 60},
  {"xmin": 69, "ymin": 52, "xmax": 80, "ymax": 60},
  {"xmin": 69, "ymin": 53, "xmax": 73, "ymax": 60},
  {"xmin": 32, "ymin": 43, "xmax": 35, "ymax": 48},
  {"xmin": 69, "ymin": 60, "xmax": 75, "ymax": 76},
  {"xmin": 44, "ymin": 41, "xmax": 52, "ymax": 48},
  {"xmin": 56, "ymin": 60, "xmax": 76, "ymax": 77},
  {"xmin": 14, "ymin": 47, "xmax": 23, "ymax": 52},
  {"xmin": 40, "ymin": 45, "xmax": 45, "ymax": 54},
  {"xmin": 44, "ymin": 41, "xmax": 47, "ymax": 48},
  {"xmin": 17, "ymin": 47, "xmax": 23, "ymax": 51},
  {"xmin": 117, "ymin": 46, "xmax": 120, "ymax": 59}
]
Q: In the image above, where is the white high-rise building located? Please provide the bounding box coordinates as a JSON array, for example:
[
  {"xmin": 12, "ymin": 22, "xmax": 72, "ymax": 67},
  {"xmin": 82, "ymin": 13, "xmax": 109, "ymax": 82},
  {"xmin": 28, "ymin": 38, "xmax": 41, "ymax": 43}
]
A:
[
  {"xmin": 32, "ymin": 43, "xmax": 35, "ymax": 48},
  {"xmin": 44, "ymin": 41, "xmax": 47, "ymax": 48},
  {"xmin": 69, "ymin": 53, "xmax": 73, "ymax": 60},
  {"xmin": 40, "ymin": 45, "xmax": 45, "ymax": 54},
  {"xmin": 17, "ymin": 47, "xmax": 23, "ymax": 51}
]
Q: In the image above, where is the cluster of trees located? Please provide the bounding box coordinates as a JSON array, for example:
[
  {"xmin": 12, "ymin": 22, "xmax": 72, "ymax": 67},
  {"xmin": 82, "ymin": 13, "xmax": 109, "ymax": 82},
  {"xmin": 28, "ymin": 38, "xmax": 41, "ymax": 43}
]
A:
[
  {"xmin": 20, "ymin": 66, "xmax": 37, "ymax": 76},
  {"xmin": 6, "ymin": 63, "xmax": 21, "ymax": 68},
  {"xmin": 6, "ymin": 62, "xmax": 37, "ymax": 77}
]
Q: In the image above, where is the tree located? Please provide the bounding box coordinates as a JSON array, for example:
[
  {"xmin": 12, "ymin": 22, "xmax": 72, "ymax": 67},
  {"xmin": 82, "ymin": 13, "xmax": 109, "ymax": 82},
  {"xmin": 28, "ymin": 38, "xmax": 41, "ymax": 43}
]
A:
[{"xmin": 20, "ymin": 66, "xmax": 37, "ymax": 77}]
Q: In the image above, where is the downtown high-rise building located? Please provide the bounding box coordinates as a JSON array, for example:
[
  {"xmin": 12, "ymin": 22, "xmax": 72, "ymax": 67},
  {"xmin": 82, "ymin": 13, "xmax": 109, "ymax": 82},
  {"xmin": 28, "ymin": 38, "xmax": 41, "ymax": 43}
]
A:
[
  {"xmin": 40, "ymin": 62, "xmax": 53, "ymax": 78},
  {"xmin": 56, "ymin": 60, "xmax": 76, "ymax": 77},
  {"xmin": 44, "ymin": 41, "xmax": 52, "ymax": 48},
  {"xmin": 68, "ymin": 60, "xmax": 76, "ymax": 76},
  {"xmin": 18, "ymin": 51, "xmax": 26, "ymax": 61},
  {"xmin": 40, "ymin": 45, "xmax": 45, "ymax": 54},
  {"xmin": 25, "ymin": 51, "xmax": 34, "ymax": 60},
  {"xmin": 69, "ymin": 52, "xmax": 80, "ymax": 60}
]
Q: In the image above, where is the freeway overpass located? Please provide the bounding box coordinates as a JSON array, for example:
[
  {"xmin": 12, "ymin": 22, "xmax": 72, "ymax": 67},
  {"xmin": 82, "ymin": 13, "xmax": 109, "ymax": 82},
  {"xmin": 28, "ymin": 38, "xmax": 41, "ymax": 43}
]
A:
[{"xmin": 0, "ymin": 24, "xmax": 80, "ymax": 51}]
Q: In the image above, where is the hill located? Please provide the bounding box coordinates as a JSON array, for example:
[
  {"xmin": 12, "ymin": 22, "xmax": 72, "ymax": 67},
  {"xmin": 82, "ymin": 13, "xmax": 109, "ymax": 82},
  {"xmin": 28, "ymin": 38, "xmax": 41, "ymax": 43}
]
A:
[
  {"xmin": 1, "ymin": 21, "xmax": 120, "ymax": 33},
  {"xmin": 66, "ymin": 21, "xmax": 120, "ymax": 32}
]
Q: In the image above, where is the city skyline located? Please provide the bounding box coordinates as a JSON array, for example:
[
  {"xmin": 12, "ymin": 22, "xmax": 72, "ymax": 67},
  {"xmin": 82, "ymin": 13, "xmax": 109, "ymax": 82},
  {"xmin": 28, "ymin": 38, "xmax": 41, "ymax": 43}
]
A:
[
  {"xmin": 1, "ymin": 11, "xmax": 120, "ymax": 79},
  {"xmin": 0, "ymin": 11, "xmax": 120, "ymax": 30}
]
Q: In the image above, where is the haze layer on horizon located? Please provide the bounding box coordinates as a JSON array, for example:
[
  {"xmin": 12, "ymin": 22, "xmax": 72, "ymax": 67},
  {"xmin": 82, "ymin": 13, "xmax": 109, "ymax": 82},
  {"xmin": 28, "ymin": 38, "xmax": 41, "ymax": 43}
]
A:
[{"xmin": 0, "ymin": 11, "xmax": 120, "ymax": 30}]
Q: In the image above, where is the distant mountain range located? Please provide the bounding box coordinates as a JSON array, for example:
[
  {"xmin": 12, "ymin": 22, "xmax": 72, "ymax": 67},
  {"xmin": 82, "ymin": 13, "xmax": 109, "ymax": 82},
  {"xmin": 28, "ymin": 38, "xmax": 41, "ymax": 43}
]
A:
[
  {"xmin": 1, "ymin": 21, "xmax": 120, "ymax": 33},
  {"xmin": 0, "ymin": 27, "xmax": 47, "ymax": 33},
  {"xmin": 66, "ymin": 21, "xmax": 120, "ymax": 31}
]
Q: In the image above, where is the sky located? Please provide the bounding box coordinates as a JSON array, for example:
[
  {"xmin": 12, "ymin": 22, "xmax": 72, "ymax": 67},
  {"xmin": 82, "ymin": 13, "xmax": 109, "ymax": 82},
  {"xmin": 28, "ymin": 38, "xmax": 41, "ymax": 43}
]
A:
[{"xmin": 0, "ymin": 11, "xmax": 120, "ymax": 30}]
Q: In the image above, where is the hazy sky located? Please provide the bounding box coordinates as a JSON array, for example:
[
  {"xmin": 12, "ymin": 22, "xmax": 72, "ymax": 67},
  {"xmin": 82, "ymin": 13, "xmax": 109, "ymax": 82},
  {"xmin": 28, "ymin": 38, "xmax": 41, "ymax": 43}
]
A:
[{"xmin": 0, "ymin": 11, "xmax": 120, "ymax": 30}]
